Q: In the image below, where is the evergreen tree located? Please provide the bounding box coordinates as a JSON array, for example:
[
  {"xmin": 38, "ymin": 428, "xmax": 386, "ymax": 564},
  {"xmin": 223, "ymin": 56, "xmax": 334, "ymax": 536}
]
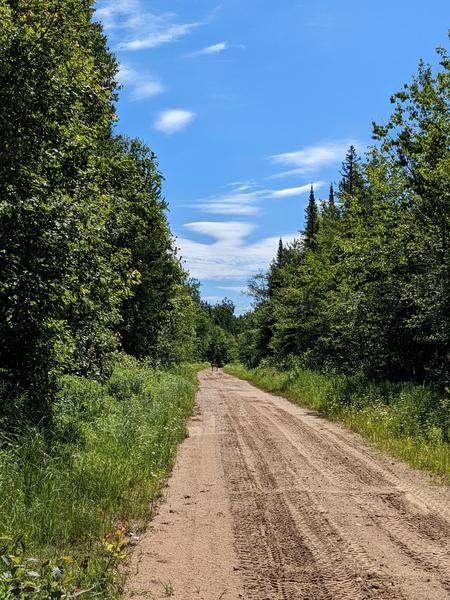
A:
[
  {"xmin": 276, "ymin": 238, "xmax": 284, "ymax": 267},
  {"xmin": 328, "ymin": 184, "xmax": 335, "ymax": 208},
  {"xmin": 339, "ymin": 146, "xmax": 358, "ymax": 196},
  {"xmin": 338, "ymin": 146, "xmax": 367, "ymax": 211},
  {"xmin": 304, "ymin": 185, "xmax": 319, "ymax": 250},
  {"xmin": 239, "ymin": 44, "xmax": 449, "ymax": 384}
]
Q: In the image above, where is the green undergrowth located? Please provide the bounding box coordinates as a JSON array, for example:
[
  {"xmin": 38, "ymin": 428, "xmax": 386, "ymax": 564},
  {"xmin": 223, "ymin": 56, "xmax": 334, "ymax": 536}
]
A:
[
  {"xmin": 0, "ymin": 358, "xmax": 206, "ymax": 598},
  {"xmin": 224, "ymin": 363, "xmax": 450, "ymax": 484}
]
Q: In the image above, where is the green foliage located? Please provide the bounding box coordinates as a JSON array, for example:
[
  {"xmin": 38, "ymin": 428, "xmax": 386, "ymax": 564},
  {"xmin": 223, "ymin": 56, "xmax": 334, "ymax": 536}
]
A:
[
  {"xmin": 108, "ymin": 138, "xmax": 196, "ymax": 363},
  {"xmin": 0, "ymin": 359, "xmax": 201, "ymax": 598},
  {"xmin": 225, "ymin": 363, "xmax": 450, "ymax": 482},
  {"xmin": 303, "ymin": 185, "xmax": 319, "ymax": 250},
  {"xmin": 241, "ymin": 44, "xmax": 450, "ymax": 386},
  {"xmin": 0, "ymin": 537, "xmax": 101, "ymax": 599},
  {"xmin": 0, "ymin": 0, "xmax": 118, "ymax": 420},
  {"xmin": 338, "ymin": 145, "xmax": 367, "ymax": 210},
  {"xmin": 193, "ymin": 295, "xmax": 238, "ymax": 365},
  {"xmin": 0, "ymin": 1, "xmax": 198, "ymax": 424},
  {"xmin": 235, "ymin": 53, "xmax": 450, "ymax": 471}
]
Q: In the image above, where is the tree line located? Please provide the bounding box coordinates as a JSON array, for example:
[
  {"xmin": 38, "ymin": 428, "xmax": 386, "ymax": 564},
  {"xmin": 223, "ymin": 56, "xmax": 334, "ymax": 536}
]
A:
[
  {"xmin": 0, "ymin": 1, "xmax": 235, "ymax": 427},
  {"xmin": 1, "ymin": 2, "xmax": 448, "ymax": 432},
  {"xmin": 237, "ymin": 46, "xmax": 449, "ymax": 387}
]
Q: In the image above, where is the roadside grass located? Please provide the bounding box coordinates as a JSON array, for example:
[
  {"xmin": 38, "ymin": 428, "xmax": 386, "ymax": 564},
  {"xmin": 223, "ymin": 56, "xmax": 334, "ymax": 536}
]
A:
[
  {"xmin": 0, "ymin": 357, "xmax": 206, "ymax": 598},
  {"xmin": 224, "ymin": 363, "xmax": 450, "ymax": 484}
]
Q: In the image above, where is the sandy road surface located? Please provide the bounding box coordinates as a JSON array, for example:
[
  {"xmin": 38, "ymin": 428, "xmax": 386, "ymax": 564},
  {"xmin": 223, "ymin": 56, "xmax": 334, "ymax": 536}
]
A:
[{"xmin": 126, "ymin": 370, "xmax": 450, "ymax": 600}]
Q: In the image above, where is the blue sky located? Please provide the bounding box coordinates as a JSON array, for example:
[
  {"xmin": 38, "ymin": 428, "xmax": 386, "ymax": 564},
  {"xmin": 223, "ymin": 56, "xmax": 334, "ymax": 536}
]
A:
[{"xmin": 95, "ymin": 0, "xmax": 449, "ymax": 313}]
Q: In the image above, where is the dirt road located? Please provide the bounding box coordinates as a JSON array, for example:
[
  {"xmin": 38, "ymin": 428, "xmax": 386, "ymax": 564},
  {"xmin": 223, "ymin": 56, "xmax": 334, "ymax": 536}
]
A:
[{"xmin": 126, "ymin": 370, "xmax": 450, "ymax": 600}]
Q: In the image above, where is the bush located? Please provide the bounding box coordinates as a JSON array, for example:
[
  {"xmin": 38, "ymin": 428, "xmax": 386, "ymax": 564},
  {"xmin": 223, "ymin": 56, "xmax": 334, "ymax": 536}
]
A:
[{"xmin": 0, "ymin": 359, "xmax": 202, "ymax": 598}]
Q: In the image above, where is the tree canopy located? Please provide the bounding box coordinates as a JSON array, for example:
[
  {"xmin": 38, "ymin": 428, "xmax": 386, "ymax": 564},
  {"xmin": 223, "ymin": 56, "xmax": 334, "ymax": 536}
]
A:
[
  {"xmin": 237, "ymin": 44, "xmax": 450, "ymax": 386},
  {"xmin": 0, "ymin": 0, "xmax": 197, "ymax": 424}
]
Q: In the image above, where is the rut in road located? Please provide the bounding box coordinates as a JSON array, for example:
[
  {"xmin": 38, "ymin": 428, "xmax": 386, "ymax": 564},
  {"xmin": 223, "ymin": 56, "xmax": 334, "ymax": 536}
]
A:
[{"xmin": 126, "ymin": 370, "xmax": 450, "ymax": 600}]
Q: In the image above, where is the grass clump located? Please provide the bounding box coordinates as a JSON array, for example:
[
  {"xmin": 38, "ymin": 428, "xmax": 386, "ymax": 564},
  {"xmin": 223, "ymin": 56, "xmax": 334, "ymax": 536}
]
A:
[
  {"xmin": 225, "ymin": 363, "xmax": 450, "ymax": 483},
  {"xmin": 0, "ymin": 357, "xmax": 205, "ymax": 598}
]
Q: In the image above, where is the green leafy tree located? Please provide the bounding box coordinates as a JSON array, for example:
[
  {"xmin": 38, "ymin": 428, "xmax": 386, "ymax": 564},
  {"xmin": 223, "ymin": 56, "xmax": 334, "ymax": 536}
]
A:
[
  {"xmin": 0, "ymin": 0, "xmax": 127, "ymax": 422},
  {"xmin": 371, "ymin": 46, "xmax": 450, "ymax": 379},
  {"xmin": 106, "ymin": 137, "xmax": 193, "ymax": 362},
  {"xmin": 0, "ymin": 0, "xmax": 201, "ymax": 425},
  {"xmin": 240, "ymin": 42, "xmax": 449, "ymax": 384},
  {"xmin": 210, "ymin": 298, "xmax": 238, "ymax": 334}
]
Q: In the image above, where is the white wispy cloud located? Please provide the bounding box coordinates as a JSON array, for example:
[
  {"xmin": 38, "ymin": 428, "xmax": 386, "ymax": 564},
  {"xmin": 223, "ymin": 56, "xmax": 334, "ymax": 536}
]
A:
[
  {"xmin": 95, "ymin": 0, "xmax": 200, "ymax": 51},
  {"xmin": 193, "ymin": 187, "xmax": 267, "ymax": 216},
  {"xmin": 191, "ymin": 180, "xmax": 319, "ymax": 216},
  {"xmin": 271, "ymin": 182, "xmax": 325, "ymax": 198},
  {"xmin": 177, "ymin": 221, "xmax": 298, "ymax": 280},
  {"xmin": 95, "ymin": 0, "xmax": 137, "ymax": 29},
  {"xmin": 218, "ymin": 286, "xmax": 248, "ymax": 293},
  {"xmin": 195, "ymin": 202, "xmax": 261, "ymax": 216},
  {"xmin": 155, "ymin": 110, "xmax": 196, "ymax": 134},
  {"xmin": 189, "ymin": 41, "xmax": 228, "ymax": 56},
  {"xmin": 184, "ymin": 221, "xmax": 256, "ymax": 241},
  {"xmin": 120, "ymin": 23, "xmax": 200, "ymax": 51},
  {"xmin": 118, "ymin": 64, "xmax": 164, "ymax": 100},
  {"xmin": 269, "ymin": 141, "xmax": 355, "ymax": 178},
  {"xmin": 228, "ymin": 182, "xmax": 255, "ymax": 191}
]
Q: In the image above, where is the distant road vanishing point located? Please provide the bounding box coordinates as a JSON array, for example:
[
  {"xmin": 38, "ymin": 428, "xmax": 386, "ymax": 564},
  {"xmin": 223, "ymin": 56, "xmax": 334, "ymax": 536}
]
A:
[{"xmin": 126, "ymin": 370, "xmax": 450, "ymax": 600}]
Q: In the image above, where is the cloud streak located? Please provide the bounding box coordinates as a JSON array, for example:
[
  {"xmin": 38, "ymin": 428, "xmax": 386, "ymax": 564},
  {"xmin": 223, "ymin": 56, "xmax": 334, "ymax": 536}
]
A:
[
  {"xmin": 190, "ymin": 181, "xmax": 323, "ymax": 216},
  {"xmin": 118, "ymin": 64, "xmax": 164, "ymax": 100},
  {"xmin": 269, "ymin": 141, "xmax": 355, "ymax": 178},
  {"xmin": 271, "ymin": 182, "xmax": 325, "ymax": 198},
  {"xmin": 189, "ymin": 42, "xmax": 228, "ymax": 56},
  {"xmin": 193, "ymin": 187, "xmax": 267, "ymax": 216},
  {"xmin": 155, "ymin": 110, "xmax": 196, "ymax": 134},
  {"xmin": 95, "ymin": 0, "xmax": 200, "ymax": 51},
  {"xmin": 119, "ymin": 23, "xmax": 200, "ymax": 51},
  {"xmin": 177, "ymin": 221, "xmax": 298, "ymax": 280}
]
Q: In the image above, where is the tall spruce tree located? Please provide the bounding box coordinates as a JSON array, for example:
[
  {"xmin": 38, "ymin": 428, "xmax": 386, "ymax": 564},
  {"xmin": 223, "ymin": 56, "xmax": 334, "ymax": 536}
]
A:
[
  {"xmin": 339, "ymin": 146, "xmax": 358, "ymax": 195},
  {"xmin": 328, "ymin": 183, "xmax": 335, "ymax": 208},
  {"xmin": 304, "ymin": 185, "xmax": 319, "ymax": 250},
  {"xmin": 276, "ymin": 238, "xmax": 284, "ymax": 267},
  {"xmin": 338, "ymin": 146, "xmax": 367, "ymax": 212}
]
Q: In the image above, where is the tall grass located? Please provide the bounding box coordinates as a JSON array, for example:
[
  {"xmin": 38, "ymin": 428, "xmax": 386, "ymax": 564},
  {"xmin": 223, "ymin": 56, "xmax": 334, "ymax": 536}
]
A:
[
  {"xmin": 0, "ymin": 357, "xmax": 205, "ymax": 597},
  {"xmin": 225, "ymin": 363, "xmax": 450, "ymax": 483}
]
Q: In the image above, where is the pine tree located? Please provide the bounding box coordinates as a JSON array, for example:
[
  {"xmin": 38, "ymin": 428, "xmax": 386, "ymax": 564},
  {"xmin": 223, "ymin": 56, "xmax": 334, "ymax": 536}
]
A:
[
  {"xmin": 328, "ymin": 183, "xmax": 335, "ymax": 208},
  {"xmin": 304, "ymin": 185, "xmax": 319, "ymax": 251},
  {"xmin": 276, "ymin": 238, "xmax": 284, "ymax": 267},
  {"xmin": 340, "ymin": 146, "xmax": 357, "ymax": 195},
  {"xmin": 339, "ymin": 146, "xmax": 366, "ymax": 206}
]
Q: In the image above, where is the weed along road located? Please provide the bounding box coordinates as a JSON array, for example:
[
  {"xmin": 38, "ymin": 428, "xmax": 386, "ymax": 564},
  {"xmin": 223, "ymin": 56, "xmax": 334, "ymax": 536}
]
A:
[{"xmin": 126, "ymin": 370, "xmax": 450, "ymax": 600}]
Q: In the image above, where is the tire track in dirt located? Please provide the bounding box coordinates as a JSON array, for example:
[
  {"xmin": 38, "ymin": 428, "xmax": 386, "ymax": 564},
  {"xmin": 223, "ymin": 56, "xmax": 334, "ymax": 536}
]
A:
[
  {"xmin": 271, "ymin": 401, "xmax": 450, "ymax": 522},
  {"xmin": 217, "ymin": 372, "xmax": 450, "ymax": 600},
  {"xmin": 247, "ymin": 393, "xmax": 450, "ymax": 592},
  {"xmin": 220, "ymin": 392, "xmax": 401, "ymax": 599},
  {"xmin": 126, "ymin": 370, "xmax": 450, "ymax": 600}
]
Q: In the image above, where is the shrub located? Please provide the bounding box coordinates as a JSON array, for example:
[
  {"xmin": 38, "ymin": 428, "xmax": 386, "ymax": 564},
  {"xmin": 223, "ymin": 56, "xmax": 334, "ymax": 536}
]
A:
[{"xmin": 0, "ymin": 360, "xmax": 201, "ymax": 598}]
